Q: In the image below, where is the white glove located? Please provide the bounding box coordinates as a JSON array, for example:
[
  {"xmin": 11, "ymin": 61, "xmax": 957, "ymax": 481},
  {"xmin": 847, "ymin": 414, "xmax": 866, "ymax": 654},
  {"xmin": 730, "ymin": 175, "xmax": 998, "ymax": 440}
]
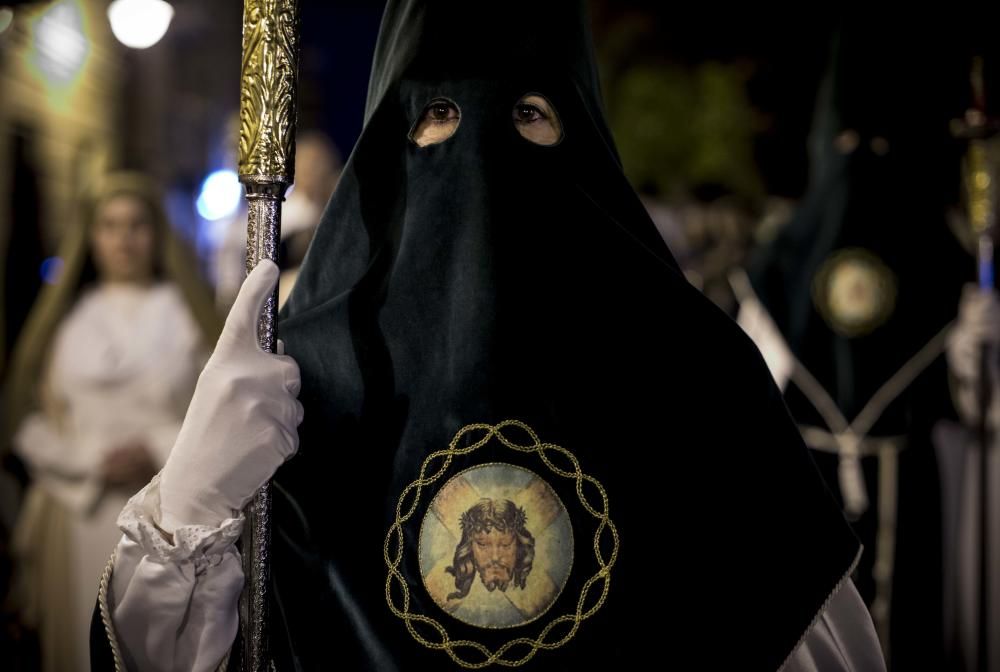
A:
[
  {"xmin": 947, "ymin": 284, "xmax": 1000, "ymax": 427},
  {"xmin": 157, "ymin": 260, "xmax": 303, "ymax": 533}
]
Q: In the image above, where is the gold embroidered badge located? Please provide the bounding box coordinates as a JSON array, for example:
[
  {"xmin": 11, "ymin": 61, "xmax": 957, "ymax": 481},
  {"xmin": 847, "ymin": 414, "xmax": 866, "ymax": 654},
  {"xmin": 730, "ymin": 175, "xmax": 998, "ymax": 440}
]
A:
[
  {"xmin": 419, "ymin": 463, "xmax": 574, "ymax": 629},
  {"xmin": 384, "ymin": 420, "xmax": 618, "ymax": 668},
  {"xmin": 813, "ymin": 248, "xmax": 897, "ymax": 338}
]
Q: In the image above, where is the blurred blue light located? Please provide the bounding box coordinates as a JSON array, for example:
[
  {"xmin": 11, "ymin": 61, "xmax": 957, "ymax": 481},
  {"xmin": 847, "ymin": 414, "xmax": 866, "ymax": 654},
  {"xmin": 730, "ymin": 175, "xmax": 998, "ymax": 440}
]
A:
[
  {"xmin": 196, "ymin": 169, "xmax": 242, "ymax": 221},
  {"xmin": 40, "ymin": 256, "xmax": 64, "ymax": 285}
]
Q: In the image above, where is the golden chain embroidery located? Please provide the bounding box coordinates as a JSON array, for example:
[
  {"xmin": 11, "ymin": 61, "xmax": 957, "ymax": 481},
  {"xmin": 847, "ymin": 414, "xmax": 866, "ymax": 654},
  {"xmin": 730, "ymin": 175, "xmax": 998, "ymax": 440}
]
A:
[{"xmin": 384, "ymin": 420, "xmax": 619, "ymax": 668}]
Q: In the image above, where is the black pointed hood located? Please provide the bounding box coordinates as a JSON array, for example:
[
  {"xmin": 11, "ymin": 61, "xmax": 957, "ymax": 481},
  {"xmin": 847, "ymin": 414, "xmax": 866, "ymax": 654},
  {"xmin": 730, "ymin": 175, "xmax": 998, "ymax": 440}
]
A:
[
  {"xmin": 272, "ymin": 2, "xmax": 858, "ymax": 669},
  {"xmin": 748, "ymin": 27, "xmax": 969, "ymax": 422}
]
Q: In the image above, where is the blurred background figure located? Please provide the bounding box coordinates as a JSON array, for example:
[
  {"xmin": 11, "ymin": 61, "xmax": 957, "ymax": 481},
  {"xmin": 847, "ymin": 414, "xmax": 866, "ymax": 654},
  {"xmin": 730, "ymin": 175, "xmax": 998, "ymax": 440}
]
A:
[
  {"xmin": 600, "ymin": 41, "xmax": 765, "ymax": 313},
  {"xmin": 278, "ymin": 131, "xmax": 342, "ymax": 307},
  {"xmin": 2, "ymin": 173, "xmax": 219, "ymax": 671},
  {"xmin": 943, "ymin": 270, "xmax": 1000, "ymax": 672},
  {"xmin": 0, "ymin": 4, "xmax": 371, "ymax": 667},
  {"xmin": 734, "ymin": 22, "xmax": 992, "ymax": 671},
  {"xmin": 937, "ymin": 74, "xmax": 1000, "ymax": 670},
  {"xmin": 214, "ymin": 130, "xmax": 342, "ymax": 311}
]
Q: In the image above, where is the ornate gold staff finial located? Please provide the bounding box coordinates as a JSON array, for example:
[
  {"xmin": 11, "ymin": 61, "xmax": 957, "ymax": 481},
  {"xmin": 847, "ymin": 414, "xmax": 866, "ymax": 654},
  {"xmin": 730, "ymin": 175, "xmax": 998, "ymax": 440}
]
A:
[{"xmin": 237, "ymin": 1, "xmax": 300, "ymax": 670}]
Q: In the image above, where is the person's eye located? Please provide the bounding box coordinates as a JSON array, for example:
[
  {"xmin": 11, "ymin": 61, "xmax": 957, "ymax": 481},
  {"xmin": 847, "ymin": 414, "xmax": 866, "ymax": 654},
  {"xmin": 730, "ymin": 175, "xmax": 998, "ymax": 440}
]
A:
[
  {"xmin": 428, "ymin": 101, "xmax": 458, "ymax": 122},
  {"xmin": 512, "ymin": 93, "xmax": 562, "ymax": 146},
  {"xmin": 513, "ymin": 104, "xmax": 544, "ymax": 124},
  {"xmin": 410, "ymin": 98, "xmax": 461, "ymax": 147}
]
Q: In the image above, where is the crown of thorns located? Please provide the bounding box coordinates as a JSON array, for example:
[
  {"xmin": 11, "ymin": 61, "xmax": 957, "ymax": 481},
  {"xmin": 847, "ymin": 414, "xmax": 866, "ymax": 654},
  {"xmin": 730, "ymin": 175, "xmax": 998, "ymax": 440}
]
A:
[{"xmin": 459, "ymin": 500, "xmax": 528, "ymax": 533}]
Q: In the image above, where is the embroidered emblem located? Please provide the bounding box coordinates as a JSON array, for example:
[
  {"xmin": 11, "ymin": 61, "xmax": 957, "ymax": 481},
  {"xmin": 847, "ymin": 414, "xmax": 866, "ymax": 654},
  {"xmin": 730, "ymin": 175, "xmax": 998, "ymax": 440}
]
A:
[
  {"xmin": 419, "ymin": 464, "xmax": 573, "ymax": 629},
  {"xmin": 813, "ymin": 248, "xmax": 897, "ymax": 337},
  {"xmin": 384, "ymin": 420, "xmax": 618, "ymax": 668}
]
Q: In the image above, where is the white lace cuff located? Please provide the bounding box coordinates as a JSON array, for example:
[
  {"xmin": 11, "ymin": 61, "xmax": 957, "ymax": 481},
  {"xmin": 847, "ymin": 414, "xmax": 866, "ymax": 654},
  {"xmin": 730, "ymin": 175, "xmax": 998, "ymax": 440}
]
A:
[{"xmin": 117, "ymin": 474, "xmax": 244, "ymax": 573}]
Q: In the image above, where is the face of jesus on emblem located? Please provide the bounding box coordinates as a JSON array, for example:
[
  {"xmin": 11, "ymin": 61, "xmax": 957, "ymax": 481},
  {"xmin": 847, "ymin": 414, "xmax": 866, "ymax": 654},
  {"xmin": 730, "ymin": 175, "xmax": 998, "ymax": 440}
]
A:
[
  {"xmin": 419, "ymin": 464, "xmax": 574, "ymax": 629},
  {"xmin": 446, "ymin": 498, "xmax": 535, "ymax": 599}
]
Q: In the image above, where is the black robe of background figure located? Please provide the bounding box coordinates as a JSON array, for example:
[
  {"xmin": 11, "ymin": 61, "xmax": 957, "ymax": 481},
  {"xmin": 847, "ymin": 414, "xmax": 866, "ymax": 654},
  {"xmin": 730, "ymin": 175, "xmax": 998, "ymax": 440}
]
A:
[
  {"xmin": 746, "ymin": 25, "xmax": 983, "ymax": 671},
  {"xmin": 94, "ymin": 1, "xmax": 859, "ymax": 670}
]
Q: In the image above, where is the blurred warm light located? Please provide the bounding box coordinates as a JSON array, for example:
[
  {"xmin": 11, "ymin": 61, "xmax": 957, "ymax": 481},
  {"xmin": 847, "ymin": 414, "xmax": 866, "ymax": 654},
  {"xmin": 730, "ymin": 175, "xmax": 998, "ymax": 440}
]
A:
[
  {"xmin": 32, "ymin": 0, "xmax": 88, "ymax": 85},
  {"xmin": 107, "ymin": 0, "xmax": 173, "ymax": 49},
  {"xmin": 40, "ymin": 256, "xmax": 65, "ymax": 285},
  {"xmin": 0, "ymin": 7, "xmax": 13, "ymax": 35},
  {"xmin": 197, "ymin": 169, "xmax": 242, "ymax": 221}
]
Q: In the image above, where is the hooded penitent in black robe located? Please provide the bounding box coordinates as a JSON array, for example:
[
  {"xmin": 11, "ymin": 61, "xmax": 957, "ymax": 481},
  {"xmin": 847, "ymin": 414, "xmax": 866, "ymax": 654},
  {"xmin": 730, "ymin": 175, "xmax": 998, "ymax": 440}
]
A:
[
  {"xmin": 92, "ymin": 1, "xmax": 858, "ymax": 670},
  {"xmin": 745, "ymin": 26, "xmax": 972, "ymax": 671}
]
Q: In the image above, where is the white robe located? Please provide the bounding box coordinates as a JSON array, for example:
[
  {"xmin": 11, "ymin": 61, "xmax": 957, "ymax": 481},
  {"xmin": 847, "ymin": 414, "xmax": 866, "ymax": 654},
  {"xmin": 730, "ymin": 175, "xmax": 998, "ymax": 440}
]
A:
[
  {"xmin": 12, "ymin": 282, "xmax": 205, "ymax": 671},
  {"xmin": 934, "ymin": 420, "xmax": 1000, "ymax": 671}
]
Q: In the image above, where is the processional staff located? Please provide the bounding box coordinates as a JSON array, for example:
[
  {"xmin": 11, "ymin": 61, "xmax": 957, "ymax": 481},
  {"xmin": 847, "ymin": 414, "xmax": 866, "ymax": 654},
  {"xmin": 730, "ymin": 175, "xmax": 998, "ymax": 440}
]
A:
[{"xmin": 236, "ymin": 1, "xmax": 301, "ymax": 670}]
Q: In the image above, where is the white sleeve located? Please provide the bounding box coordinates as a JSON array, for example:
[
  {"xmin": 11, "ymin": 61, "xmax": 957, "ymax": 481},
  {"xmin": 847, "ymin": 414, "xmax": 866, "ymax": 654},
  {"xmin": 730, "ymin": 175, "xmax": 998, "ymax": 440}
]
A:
[
  {"xmin": 781, "ymin": 580, "xmax": 886, "ymax": 672},
  {"xmin": 100, "ymin": 475, "xmax": 245, "ymax": 672},
  {"xmin": 735, "ymin": 297, "xmax": 795, "ymax": 392}
]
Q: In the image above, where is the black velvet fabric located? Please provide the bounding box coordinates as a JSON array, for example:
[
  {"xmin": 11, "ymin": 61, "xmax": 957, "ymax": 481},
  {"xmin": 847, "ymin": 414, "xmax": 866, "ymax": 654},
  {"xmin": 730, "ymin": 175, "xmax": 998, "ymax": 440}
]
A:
[
  {"xmin": 91, "ymin": 1, "xmax": 858, "ymax": 669},
  {"xmin": 269, "ymin": 1, "xmax": 857, "ymax": 670}
]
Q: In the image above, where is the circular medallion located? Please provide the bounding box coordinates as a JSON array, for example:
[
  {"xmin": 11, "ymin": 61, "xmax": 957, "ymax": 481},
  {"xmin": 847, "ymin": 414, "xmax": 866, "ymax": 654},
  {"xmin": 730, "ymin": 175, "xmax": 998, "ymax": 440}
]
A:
[
  {"xmin": 418, "ymin": 463, "xmax": 574, "ymax": 629},
  {"xmin": 813, "ymin": 248, "xmax": 897, "ymax": 337},
  {"xmin": 385, "ymin": 420, "xmax": 617, "ymax": 668}
]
